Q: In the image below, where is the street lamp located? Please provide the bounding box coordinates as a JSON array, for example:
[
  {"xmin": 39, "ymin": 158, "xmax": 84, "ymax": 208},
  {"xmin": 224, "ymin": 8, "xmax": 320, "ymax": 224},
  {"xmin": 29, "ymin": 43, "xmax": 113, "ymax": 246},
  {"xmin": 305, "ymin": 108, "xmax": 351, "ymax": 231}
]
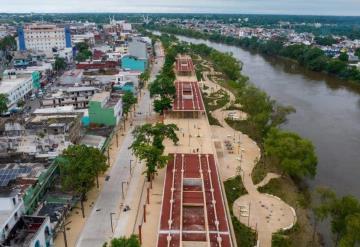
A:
[
  {"xmin": 121, "ymin": 181, "xmax": 127, "ymax": 199},
  {"xmin": 130, "ymin": 159, "xmax": 133, "ymax": 176},
  {"xmin": 110, "ymin": 212, "xmax": 116, "ymax": 233}
]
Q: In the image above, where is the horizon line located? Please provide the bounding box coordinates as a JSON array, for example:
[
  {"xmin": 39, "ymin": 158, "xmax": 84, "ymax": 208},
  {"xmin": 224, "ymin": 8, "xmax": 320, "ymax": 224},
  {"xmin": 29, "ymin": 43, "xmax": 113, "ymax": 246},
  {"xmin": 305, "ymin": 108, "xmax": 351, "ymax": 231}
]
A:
[{"xmin": 1, "ymin": 12, "xmax": 360, "ymax": 18}]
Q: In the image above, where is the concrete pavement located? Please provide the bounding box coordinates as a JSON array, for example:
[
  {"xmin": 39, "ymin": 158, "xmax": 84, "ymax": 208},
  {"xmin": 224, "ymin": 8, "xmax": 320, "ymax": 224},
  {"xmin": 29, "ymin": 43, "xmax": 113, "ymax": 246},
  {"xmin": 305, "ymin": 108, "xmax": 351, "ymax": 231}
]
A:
[{"xmin": 76, "ymin": 42, "xmax": 164, "ymax": 247}]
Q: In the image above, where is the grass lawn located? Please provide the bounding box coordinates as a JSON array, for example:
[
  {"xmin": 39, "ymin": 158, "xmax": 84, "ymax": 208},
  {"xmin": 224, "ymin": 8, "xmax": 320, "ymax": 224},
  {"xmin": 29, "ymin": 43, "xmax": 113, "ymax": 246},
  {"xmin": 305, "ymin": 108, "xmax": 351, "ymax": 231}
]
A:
[
  {"xmin": 258, "ymin": 178, "xmax": 320, "ymax": 247},
  {"xmin": 224, "ymin": 176, "xmax": 257, "ymax": 247}
]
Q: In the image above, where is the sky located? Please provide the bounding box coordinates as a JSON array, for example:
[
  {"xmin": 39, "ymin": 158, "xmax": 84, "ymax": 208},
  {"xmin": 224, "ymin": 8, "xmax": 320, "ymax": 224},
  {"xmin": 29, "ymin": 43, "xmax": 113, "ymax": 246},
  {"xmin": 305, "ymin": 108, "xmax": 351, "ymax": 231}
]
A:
[{"xmin": 1, "ymin": 0, "xmax": 360, "ymax": 16}]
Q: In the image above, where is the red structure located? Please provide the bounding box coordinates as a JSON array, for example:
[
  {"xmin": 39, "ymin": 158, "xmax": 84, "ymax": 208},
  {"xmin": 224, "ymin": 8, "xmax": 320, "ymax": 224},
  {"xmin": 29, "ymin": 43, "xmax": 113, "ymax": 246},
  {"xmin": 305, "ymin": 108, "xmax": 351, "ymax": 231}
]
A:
[
  {"xmin": 173, "ymin": 81, "xmax": 205, "ymax": 112},
  {"xmin": 76, "ymin": 61, "xmax": 118, "ymax": 70},
  {"xmin": 157, "ymin": 153, "xmax": 233, "ymax": 247},
  {"xmin": 176, "ymin": 55, "xmax": 194, "ymax": 75}
]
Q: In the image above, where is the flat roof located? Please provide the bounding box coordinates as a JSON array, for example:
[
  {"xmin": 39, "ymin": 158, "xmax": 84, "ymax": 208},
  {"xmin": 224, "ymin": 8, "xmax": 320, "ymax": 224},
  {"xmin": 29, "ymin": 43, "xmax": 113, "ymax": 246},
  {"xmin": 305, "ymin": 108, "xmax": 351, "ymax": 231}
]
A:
[
  {"xmin": 157, "ymin": 153, "xmax": 232, "ymax": 247},
  {"xmin": 0, "ymin": 77, "xmax": 32, "ymax": 94},
  {"xmin": 90, "ymin": 92, "xmax": 110, "ymax": 102},
  {"xmin": 173, "ymin": 81, "xmax": 205, "ymax": 112},
  {"xmin": 176, "ymin": 55, "xmax": 194, "ymax": 73},
  {"xmin": 33, "ymin": 106, "xmax": 75, "ymax": 115}
]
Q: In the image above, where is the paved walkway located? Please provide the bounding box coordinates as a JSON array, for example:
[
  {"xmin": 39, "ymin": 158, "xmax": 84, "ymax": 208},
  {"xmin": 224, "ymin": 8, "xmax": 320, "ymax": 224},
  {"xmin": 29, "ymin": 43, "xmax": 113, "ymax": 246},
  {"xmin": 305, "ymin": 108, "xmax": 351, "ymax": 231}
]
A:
[
  {"xmin": 204, "ymin": 65, "xmax": 296, "ymax": 247},
  {"xmin": 76, "ymin": 42, "xmax": 164, "ymax": 247}
]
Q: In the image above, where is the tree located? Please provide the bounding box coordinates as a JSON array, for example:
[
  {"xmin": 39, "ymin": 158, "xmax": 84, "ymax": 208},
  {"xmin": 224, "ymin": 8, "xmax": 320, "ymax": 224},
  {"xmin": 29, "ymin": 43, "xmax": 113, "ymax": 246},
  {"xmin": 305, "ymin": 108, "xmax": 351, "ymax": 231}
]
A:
[
  {"xmin": 75, "ymin": 42, "xmax": 92, "ymax": 62},
  {"xmin": 54, "ymin": 57, "xmax": 67, "ymax": 71},
  {"xmin": 315, "ymin": 188, "xmax": 360, "ymax": 246},
  {"xmin": 58, "ymin": 145, "xmax": 107, "ymax": 217},
  {"xmin": 122, "ymin": 91, "xmax": 137, "ymax": 118},
  {"xmin": 0, "ymin": 94, "xmax": 9, "ymax": 114},
  {"xmin": 339, "ymin": 52, "xmax": 349, "ymax": 62},
  {"xmin": 153, "ymin": 97, "xmax": 172, "ymax": 115},
  {"xmin": 264, "ymin": 128, "xmax": 317, "ymax": 178},
  {"xmin": 355, "ymin": 48, "xmax": 360, "ymax": 59},
  {"xmin": 17, "ymin": 99, "xmax": 25, "ymax": 108},
  {"xmin": 130, "ymin": 123, "xmax": 178, "ymax": 180},
  {"xmin": 108, "ymin": 235, "xmax": 140, "ymax": 247}
]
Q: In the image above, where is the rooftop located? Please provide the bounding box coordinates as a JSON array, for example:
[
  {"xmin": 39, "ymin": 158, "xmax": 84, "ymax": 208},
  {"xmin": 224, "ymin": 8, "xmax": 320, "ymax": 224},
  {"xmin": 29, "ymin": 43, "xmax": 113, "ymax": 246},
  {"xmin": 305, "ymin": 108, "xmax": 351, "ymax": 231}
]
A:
[
  {"xmin": 173, "ymin": 81, "xmax": 205, "ymax": 112},
  {"xmin": 4, "ymin": 216, "xmax": 49, "ymax": 247},
  {"xmin": 157, "ymin": 153, "xmax": 232, "ymax": 247},
  {"xmin": 0, "ymin": 77, "xmax": 32, "ymax": 95}
]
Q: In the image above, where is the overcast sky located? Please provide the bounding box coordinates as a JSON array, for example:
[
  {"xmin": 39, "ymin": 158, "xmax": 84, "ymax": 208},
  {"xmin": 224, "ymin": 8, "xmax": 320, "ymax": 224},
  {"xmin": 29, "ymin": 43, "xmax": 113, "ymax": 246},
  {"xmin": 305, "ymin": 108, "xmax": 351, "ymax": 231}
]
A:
[{"xmin": 1, "ymin": 0, "xmax": 360, "ymax": 16}]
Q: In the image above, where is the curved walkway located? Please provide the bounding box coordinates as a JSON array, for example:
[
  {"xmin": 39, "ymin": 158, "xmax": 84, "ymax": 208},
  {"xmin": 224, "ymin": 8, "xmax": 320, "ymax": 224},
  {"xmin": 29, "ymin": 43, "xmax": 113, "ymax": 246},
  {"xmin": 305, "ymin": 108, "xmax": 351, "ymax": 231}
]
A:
[{"xmin": 203, "ymin": 70, "xmax": 296, "ymax": 247}]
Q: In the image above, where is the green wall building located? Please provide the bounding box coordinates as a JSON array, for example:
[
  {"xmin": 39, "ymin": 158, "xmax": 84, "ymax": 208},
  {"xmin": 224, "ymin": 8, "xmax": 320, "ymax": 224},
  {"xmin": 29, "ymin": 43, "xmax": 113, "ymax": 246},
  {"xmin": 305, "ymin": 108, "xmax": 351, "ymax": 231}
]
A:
[{"xmin": 88, "ymin": 92, "xmax": 122, "ymax": 126}]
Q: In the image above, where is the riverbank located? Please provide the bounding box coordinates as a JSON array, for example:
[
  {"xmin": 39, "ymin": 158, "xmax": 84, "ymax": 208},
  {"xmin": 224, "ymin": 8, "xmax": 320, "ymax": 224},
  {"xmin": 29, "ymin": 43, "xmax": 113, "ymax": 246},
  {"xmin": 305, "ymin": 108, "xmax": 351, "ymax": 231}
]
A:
[
  {"xmin": 168, "ymin": 35, "xmax": 321, "ymax": 245},
  {"xmin": 147, "ymin": 25, "xmax": 360, "ymax": 84}
]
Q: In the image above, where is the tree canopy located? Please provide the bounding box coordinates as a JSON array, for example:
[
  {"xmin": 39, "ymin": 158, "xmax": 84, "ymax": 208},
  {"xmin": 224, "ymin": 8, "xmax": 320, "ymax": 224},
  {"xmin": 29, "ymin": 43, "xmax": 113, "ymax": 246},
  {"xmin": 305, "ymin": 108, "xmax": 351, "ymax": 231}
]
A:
[
  {"xmin": 315, "ymin": 188, "xmax": 360, "ymax": 247},
  {"xmin": 0, "ymin": 94, "xmax": 9, "ymax": 114},
  {"xmin": 54, "ymin": 57, "xmax": 67, "ymax": 71},
  {"xmin": 107, "ymin": 235, "xmax": 140, "ymax": 247},
  {"xmin": 264, "ymin": 128, "xmax": 317, "ymax": 178},
  {"xmin": 130, "ymin": 123, "xmax": 178, "ymax": 180},
  {"xmin": 75, "ymin": 42, "xmax": 92, "ymax": 62},
  {"xmin": 122, "ymin": 91, "xmax": 137, "ymax": 117},
  {"xmin": 58, "ymin": 145, "xmax": 107, "ymax": 195}
]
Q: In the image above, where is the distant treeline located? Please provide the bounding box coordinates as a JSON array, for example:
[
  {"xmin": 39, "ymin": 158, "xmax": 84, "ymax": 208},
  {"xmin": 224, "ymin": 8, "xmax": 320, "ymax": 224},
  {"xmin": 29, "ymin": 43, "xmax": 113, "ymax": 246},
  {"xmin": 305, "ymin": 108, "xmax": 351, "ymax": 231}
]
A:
[{"xmin": 148, "ymin": 24, "xmax": 360, "ymax": 83}]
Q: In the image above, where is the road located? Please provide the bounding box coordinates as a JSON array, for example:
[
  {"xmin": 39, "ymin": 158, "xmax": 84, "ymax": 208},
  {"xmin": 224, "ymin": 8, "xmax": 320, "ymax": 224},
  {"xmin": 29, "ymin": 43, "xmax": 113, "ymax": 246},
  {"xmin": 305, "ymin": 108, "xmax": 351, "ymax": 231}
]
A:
[{"xmin": 76, "ymin": 42, "xmax": 164, "ymax": 247}]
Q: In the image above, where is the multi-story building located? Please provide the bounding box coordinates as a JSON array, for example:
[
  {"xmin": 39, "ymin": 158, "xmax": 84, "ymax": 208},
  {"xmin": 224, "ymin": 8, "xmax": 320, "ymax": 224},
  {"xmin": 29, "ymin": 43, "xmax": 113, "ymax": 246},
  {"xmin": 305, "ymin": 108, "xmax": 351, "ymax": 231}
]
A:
[
  {"xmin": 88, "ymin": 92, "xmax": 122, "ymax": 126},
  {"xmin": 41, "ymin": 87, "xmax": 99, "ymax": 109},
  {"xmin": 0, "ymin": 191, "xmax": 25, "ymax": 242},
  {"xmin": 0, "ymin": 72, "xmax": 33, "ymax": 109},
  {"xmin": 17, "ymin": 24, "xmax": 72, "ymax": 52}
]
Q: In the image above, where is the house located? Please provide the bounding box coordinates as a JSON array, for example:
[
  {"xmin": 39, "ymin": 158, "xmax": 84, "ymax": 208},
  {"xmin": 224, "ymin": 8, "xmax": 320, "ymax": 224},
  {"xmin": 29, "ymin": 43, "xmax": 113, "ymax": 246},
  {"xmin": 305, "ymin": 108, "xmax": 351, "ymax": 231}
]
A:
[
  {"xmin": 41, "ymin": 86, "xmax": 99, "ymax": 109},
  {"xmin": 0, "ymin": 72, "xmax": 33, "ymax": 109},
  {"xmin": 3, "ymin": 216, "xmax": 52, "ymax": 247},
  {"xmin": 0, "ymin": 191, "xmax": 25, "ymax": 243},
  {"xmin": 88, "ymin": 92, "xmax": 122, "ymax": 126},
  {"xmin": 121, "ymin": 55, "xmax": 147, "ymax": 72}
]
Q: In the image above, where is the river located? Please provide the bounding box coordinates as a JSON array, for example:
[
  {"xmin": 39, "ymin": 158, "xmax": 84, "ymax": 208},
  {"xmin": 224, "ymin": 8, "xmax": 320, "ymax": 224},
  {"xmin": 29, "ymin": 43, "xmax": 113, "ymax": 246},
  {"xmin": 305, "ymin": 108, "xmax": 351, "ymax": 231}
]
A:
[{"xmin": 173, "ymin": 34, "xmax": 360, "ymax": 244}]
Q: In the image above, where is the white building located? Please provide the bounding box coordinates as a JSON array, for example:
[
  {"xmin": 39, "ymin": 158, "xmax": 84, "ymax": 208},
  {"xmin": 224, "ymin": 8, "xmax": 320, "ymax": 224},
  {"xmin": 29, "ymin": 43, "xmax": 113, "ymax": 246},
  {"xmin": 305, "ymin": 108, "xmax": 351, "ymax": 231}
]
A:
[
  {"xmin": 0, "ymin": 72, "xmax": 33, "ymax": 109},
  {"xmin": 17, "ymin": 24, "xmax": 72, "ymax": 52},
  {"xmin": 115, "ymin": 70, "xmax": 141, "ymax": 88},
  {"xmin": 0, "ymin": 191, "xmax": 25, "ymax": 242}
]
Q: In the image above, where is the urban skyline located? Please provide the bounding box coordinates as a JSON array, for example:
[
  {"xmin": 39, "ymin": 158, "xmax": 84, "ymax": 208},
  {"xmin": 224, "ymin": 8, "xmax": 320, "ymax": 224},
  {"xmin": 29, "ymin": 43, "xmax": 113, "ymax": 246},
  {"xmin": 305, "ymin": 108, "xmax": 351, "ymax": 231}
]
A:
[{"xmin": 1, "ymin": 0, "xmax": 360, "ymax": 16}]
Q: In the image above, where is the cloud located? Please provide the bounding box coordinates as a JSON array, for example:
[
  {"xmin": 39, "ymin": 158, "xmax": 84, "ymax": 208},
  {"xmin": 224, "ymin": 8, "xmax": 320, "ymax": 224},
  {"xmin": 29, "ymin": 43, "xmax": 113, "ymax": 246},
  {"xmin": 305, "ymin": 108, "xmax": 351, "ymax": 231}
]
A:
[{"xmin": 0, "ymin": 0, "xmax": 359, "ymax": 16}]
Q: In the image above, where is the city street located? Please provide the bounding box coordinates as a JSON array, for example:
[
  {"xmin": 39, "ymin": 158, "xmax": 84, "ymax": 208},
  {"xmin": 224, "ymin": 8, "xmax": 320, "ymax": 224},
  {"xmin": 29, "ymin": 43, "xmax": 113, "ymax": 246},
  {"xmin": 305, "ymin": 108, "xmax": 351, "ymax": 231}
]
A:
[{"xmin": 76, "ymin": 42, "xmax": 164, "ymax": 247}]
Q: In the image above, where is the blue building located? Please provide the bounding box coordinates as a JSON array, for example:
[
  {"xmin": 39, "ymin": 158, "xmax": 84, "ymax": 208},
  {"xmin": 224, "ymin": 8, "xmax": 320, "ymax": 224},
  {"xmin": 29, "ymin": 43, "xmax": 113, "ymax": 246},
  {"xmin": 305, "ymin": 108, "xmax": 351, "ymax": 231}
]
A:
[{"xmin": 121, "ymin": 55, "xmax": 148, "ymax": 72}]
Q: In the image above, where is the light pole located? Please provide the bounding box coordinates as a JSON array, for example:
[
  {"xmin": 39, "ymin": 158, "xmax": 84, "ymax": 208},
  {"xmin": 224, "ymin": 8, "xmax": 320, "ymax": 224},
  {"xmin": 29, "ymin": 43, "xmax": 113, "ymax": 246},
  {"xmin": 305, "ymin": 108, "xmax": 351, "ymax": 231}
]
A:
[
  {"xmin": 110, "ymin": 212, "xmax": 116, "ymax": 233},
  {"xmin": 121, "ymin": 181, "xmax": 127, "ymax": 199},
  {"xmin": 61, "ymin": 220, "xmax": 72, "ymax": 247},
  {"xmin": 130, "ymin": 159, "xmax": 133, "ymax": 176}
]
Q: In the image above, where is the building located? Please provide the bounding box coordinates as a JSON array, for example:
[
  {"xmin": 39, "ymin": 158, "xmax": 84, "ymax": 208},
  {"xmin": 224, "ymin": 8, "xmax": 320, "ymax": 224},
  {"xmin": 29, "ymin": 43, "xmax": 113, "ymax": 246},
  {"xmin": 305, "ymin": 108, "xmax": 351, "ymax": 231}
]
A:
[
  {"xmin": 0, "ymin": 72, "xmax": 33, "ymax": 109},
  {"xmin": 171, "ymin": 81, "xmax": 205, "ymax": 118},
  {"xmin": 72, "ymin": 33, "xmax": 95, "ymax": 46},
  {"xmin": 3, "ymin": 216, "xmax": 52, "ymax": 247},
  {"xmin": 88, "ymin": 92, "xmax": 122, "ymax": 126},
  {"xmin": 175, "ymin": 55, "xmax": 195, "ymax": 77},
  {"xmin": 17, "ymin": 24, "xmax": 72, "ymax": 52},
  {"xmin": 128, "ymin": 38, "xmax": 148, "ymax": 60},
  {"xmin": 113, "ymin": 70, "xmax": 141, "ymax": 92},
  {"xmin": 0, "ymin": 191, "xmax": 25, "ymax": 242},
  {"xmin": 76, "ymin": 61, "xmax": 118, "ymax": 70},
  {"xmin": 157, "ymin": 153, "xmax": 233, "ymax": 247},
  {"xmin": 121, "ymin": 55, "xmax": 147, "ymax": 72},
  {"xmin": 41, "ymin": 86, "xmax": 99, "ymax": 109}
]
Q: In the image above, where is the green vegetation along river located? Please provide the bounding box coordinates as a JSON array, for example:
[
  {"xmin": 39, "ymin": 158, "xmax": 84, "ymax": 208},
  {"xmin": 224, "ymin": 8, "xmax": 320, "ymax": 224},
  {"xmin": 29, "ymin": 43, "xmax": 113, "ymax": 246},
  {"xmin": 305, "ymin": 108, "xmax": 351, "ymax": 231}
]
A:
[{"xmin": 172, "ymin": 34, "xmax": 360, "ymax": 245}]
